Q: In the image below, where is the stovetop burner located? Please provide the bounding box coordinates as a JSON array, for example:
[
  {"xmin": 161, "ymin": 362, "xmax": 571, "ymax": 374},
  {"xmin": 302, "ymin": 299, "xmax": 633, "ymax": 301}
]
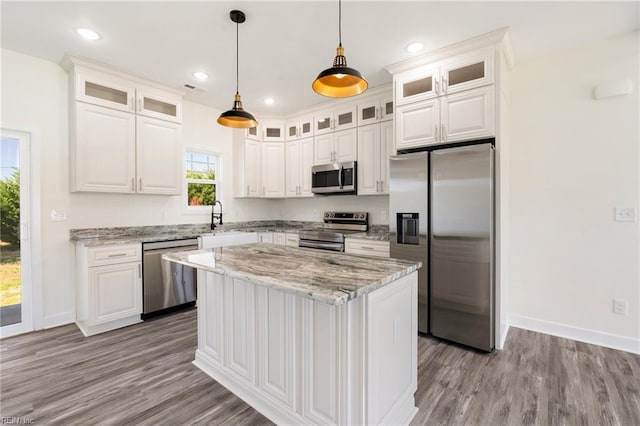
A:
[{"xmin": 298, "ymin": 212, "xmax": 368, "ymax": 251}]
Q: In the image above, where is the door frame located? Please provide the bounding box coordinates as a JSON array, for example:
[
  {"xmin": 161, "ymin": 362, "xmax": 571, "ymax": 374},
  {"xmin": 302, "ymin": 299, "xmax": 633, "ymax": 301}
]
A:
[{"xmin": 1, "ymin": 128, "xmax": 41, "ymax": 338}]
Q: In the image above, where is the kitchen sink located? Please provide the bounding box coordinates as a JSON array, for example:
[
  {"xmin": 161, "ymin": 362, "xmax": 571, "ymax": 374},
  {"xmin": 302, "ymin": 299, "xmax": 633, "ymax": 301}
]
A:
[{"xmin": 199, "ymin": 231, "xmax": 258, "ymax": 249}]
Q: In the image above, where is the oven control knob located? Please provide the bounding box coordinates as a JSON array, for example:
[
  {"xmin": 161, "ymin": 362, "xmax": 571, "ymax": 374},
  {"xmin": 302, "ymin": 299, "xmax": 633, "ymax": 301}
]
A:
[
  {"xmin": 324, "ymin": 213, "xmax": 329, "ymax": 218},
  {"xmin": 330, "ymin": 213, "xmax": 335, "ymax": 218}
]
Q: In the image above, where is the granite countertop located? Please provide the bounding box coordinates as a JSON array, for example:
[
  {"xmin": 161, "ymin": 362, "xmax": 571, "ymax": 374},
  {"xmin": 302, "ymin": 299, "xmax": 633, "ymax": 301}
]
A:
[
  {"xmin": 71, "ymin": 222, "xmax": 390, "ymax": 246},
  {"xmin": 164, "ymin": 244, "xmax": 419, "ymax": 305}
]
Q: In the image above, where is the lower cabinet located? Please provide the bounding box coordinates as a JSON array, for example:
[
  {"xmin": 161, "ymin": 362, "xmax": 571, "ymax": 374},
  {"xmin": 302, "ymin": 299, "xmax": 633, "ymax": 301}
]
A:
[
  {"xmin": 194, "ymin": 270, "xmax": 419, "ymax": 425},
  {"xmin": 273, "ymin": 232, "xmax": 300, "ymax": 247},
  {"xmin": 75, "ymin": 243, "xmax": 142, "ymax": 337},
  {"xmin": 258, "ymin": 232, "xmax": 274, "ymax": 244}
]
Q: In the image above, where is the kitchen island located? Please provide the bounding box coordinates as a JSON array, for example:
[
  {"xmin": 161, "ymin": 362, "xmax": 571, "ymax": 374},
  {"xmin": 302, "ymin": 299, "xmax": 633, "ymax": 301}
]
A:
[{"xmin": 164, "ymin": 244, "xmax": 421, "ymax": 425}]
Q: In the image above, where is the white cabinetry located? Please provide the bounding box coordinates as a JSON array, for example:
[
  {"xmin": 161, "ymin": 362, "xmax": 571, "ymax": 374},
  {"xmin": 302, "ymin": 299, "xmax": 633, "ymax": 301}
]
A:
[
  {"xmin": 246, "ymin": 125, "xmax": 261, "ymax": 140},
  {"xmin": 286, "ymin": 115, "xmax": 314, "ymax": 141},
  {"xmin": 68, "ymin": 58, "xmax": 184, "ymax": 194},
  {"xmin": 286, "ymin": 138, "xmax": 314, "ymax": 197},
  {"xmin": 314, "ymin": 105, "xmax": 357, "ymax": 135},
  {"xmin": 262, "ymin": 120, "xmax": 286, "ymax": 142},
  {"xmin": 258, "ymin": 233, "xmax": 274, "ymax": 244},
  {"xmin": 314, "ymin": 128, "xmax": 357, "ymax": 165},
  {"xmin": 261, "ymin": 142, "xmax": 286, "ymax": 197},
  {"xmin": 345, "ymin": 239, "xmax": 390, "ymax": 258},
  {"xmin": 396, "ymin": 86, "xmax": 494, "ymax": 149},
  {"xmin": 235, "ymin": 139, "xmax": 262, "ymax": 198},
  {"xmin": 273, "ymin": 232, "xmax": 286, "ymax": 245},
  {"xmin": 224, "ymin": 277, "xmax": 256, "ymax": 384},
  {"xmin": 357, "ymin": 121, "xmax": 394, "ymax": 195},
  {"xmin": 357, "ymin": 95, "xmax": 394, "ymax": 126},
  {"xmin": 273, "ymin": 232, "xmax": 300, "ymax": 247},
  {"xmin": 75, "ymin": 243, "xmax": 142, "ymax": 337}
]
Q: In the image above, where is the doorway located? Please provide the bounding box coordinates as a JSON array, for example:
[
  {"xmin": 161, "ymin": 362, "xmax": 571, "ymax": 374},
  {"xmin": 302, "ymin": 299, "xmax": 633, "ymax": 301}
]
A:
[{"xmin": 1, "ymin": 131, "xmax": 32, "ymax": 337}]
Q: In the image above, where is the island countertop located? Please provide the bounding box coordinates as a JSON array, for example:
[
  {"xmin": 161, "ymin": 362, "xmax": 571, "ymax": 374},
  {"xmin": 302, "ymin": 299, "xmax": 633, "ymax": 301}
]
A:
[{"xmin": 163, "ymin": 243, "xmax": 421, "ymax": 305}]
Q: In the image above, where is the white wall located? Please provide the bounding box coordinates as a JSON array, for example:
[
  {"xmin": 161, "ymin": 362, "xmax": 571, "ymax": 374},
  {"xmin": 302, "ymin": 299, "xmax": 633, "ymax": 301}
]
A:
[
  {"xmin": 509, "ymin": 31, "xmax": 639, "ymax": 352},
  {"xmin": 277, "ymin": 195, "xmax": 389, "ymax": 225},
  {"xmin": 1, "ymin": 48, "xmax": 71, "ymax": 327}
]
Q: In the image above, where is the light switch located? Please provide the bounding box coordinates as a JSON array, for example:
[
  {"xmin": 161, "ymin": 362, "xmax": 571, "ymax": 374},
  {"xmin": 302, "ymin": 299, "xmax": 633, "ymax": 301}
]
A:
[{"xmin": 614, "ymin": 207, "xmax": 637, "ymax": 222}]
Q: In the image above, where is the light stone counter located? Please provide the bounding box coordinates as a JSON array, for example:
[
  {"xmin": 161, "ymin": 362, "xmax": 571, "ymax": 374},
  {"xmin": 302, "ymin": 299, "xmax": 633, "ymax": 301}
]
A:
[{"xmin": 163, "ymin": 243, "xmax": 419, "ymax": 305}]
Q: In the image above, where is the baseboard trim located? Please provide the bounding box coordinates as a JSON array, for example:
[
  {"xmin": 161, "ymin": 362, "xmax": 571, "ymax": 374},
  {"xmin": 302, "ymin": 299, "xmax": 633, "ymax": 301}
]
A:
[
  {"xmin": 44, "ymin": 311, "xmax": 75, "ymax": 329},
  {"xmin": 508, "ymin": 314, "xmax": 640, "ymax": 355}
]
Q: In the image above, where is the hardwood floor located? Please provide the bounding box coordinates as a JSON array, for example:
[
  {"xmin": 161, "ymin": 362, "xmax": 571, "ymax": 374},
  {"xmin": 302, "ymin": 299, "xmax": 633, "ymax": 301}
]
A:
[{"xmin": 1, "ymin": 309, "xmax": 638, "ymax": 425}]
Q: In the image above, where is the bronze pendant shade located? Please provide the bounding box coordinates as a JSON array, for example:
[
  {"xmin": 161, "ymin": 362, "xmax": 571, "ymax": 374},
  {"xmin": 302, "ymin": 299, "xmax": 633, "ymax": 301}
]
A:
[
  {"xmin": 312, "ymin": 0, "xmax": 368, "ymax": 98},
  {"xmin": 217, "ymin": 10, "xmax": 258, "ymax": 128}
]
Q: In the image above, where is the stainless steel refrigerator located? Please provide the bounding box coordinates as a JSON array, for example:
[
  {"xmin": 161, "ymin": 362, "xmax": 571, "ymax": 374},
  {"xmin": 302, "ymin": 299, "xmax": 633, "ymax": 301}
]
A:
[{"xmin": 389, "ymin": 143, "xmax": 494, "ymax": 351}]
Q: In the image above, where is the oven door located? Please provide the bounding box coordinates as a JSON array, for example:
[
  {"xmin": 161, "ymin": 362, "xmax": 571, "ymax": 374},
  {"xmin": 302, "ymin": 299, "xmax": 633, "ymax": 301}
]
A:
[
  {"xmin": 299, "ymin": 239, "xmax": 345, "ymax": 252},
  {"xmin": 311, "ymin": 161, "xmax": 356, "ymax": 194}
]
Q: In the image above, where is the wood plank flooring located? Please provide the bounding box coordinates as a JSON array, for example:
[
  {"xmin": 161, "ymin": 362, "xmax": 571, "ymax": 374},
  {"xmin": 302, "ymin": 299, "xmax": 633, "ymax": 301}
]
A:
[{"xmin": 1, "ymin": 309, "xmax": 638, "ymax": 425}]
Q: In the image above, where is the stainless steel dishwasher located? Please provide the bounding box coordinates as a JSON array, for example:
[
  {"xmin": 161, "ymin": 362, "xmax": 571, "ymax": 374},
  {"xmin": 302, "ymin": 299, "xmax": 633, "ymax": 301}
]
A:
[{"xmin": 142, "ymin": 238, "xmax": 198, "ymax": 318}]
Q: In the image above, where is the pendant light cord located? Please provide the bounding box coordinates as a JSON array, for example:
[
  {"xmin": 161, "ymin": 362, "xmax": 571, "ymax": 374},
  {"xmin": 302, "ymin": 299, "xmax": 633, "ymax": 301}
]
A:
[
  {"xmin": 236, "ymin": 19, "xmax": 239, "ymax": 94},
  {"xmin": 338, "ymin": 0, "xmax": 342, "ymax": 47}
]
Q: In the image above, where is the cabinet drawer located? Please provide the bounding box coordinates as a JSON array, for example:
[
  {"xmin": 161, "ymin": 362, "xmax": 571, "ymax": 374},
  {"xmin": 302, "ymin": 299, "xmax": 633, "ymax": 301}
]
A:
[
  {"xmin": 87, "ymin": 243, "xmax": 141, "ymax": 267},
  {"xmin": 345, "ymin": 239, "xmax": 390, "ymax": 258},
  {"xmin": 285, "ymin": 233, "xmax": 299, "ymax": 247}
]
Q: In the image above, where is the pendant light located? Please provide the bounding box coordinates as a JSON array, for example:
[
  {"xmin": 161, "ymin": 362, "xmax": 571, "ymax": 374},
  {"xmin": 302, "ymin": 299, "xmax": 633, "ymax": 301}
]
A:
[
  {"xmin": 312, "ymin": 0, "xmax": 368, "ymax": 98},
  {"xmin": 217, "ymin": 10, "xmax": 258, "ymax": 128}
]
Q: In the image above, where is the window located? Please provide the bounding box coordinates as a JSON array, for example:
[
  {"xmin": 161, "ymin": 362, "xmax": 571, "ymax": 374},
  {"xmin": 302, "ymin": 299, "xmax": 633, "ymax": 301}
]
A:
[{"xmin": 185, "ymin": 151, "xmax": 218, "ymax": 209}]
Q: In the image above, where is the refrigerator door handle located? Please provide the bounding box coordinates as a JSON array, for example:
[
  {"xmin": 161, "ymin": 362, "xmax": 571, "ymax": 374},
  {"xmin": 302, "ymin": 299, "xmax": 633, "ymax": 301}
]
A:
[{"xmin": 338, "ymin": 165, "xmax": 343, "ymax": 189}]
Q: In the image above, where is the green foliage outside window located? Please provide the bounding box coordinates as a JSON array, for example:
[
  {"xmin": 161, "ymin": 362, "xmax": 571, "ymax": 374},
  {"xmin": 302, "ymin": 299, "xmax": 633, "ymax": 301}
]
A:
[
  {"xmin": 187, "ymin": 170, "xmax": 215, "ymax": 206},
  {"xmin": 0, "ymin": 170, "xmax": 20, "ymax": 245}
]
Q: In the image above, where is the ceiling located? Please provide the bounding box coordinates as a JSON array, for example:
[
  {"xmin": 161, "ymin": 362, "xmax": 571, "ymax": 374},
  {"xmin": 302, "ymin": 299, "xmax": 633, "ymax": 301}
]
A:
[{"xmin": 2, "ymin": 1, "xmax": 638, "ymax": 116}]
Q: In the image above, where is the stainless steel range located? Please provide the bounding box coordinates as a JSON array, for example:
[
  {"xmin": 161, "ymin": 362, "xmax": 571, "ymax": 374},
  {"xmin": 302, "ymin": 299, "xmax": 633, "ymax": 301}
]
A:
[{"xmin": 299, "ymin": 211, "xmax": 368, "ymax": 252}]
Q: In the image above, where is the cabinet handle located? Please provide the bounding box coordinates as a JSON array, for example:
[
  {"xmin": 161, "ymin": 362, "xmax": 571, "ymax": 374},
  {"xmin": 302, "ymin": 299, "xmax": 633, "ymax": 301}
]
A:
[
  {"xmin": 435, "ymin": 79, "xmax": 440, "ymax": 95},
  {"xmin": 376, "ymin": 180, "xmax": 379, "ymax": 192},
  {"xmin": 380, "ymin": 180, "xmax": 384, "ymax": 192},
  {"xmin": 137, "ymin": 96, "xmax": 143, "ymax": 113},
  {"xmin": 435, "ymin": 125, "xmax": 439, "ymax": 141},
  {"xmin": 441, "ymin": 124, "xmax": 446, "ymax": 141},
  {"xmin": 131, "ymin": 178, "xmax": 134, "ymax": 191},
  {"xmin": 138, "ymin": 178, "xmax": 142, "ymax": 191},
  {"xmin": 442, "ymin": 77, "xmax": 448, "ymax": 93},
  {"xmin": 359, "ymin": 246, "xmax": 374, "ymax": 250},
  {"xmin": 375, "ymin": 107, "xmax": 379, "ymax": 121},
  {"xmin": 108, "ymin": 253, "xmax": 128, "ymax": 258}
]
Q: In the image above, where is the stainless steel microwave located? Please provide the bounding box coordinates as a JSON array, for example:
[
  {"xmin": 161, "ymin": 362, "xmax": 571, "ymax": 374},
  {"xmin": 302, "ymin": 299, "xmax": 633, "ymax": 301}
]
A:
[{"xmin": 311, "ymin": 161, "xmax": 357, "ymax": 195}]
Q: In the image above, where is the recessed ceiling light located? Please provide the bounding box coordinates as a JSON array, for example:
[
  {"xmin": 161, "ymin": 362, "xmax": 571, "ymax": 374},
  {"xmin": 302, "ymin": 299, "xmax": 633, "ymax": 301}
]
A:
[
  {"xmin": 193, "ymin": 71, "xmax": 209, "ymax": 81},
  {"xmin": 75, "ymin": 28, "xmax": 101, "ymax": 41},
  {"xmin": 264, "ymin": 97, "xmax": 275, "ymax": 105},
  {"xmin": 405, "ymin": 42, "xmax": 424, "ymax": 53}
]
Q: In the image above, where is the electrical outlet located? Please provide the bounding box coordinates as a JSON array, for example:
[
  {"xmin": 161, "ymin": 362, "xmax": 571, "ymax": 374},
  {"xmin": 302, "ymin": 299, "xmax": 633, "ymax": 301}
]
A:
[
  {"xmin": 614, "ymin": 207, "xmax": 637, "ymax": 222},
  {"xmin": 613, "ymin": 298, "xmax": 628, "ymax": 315}
]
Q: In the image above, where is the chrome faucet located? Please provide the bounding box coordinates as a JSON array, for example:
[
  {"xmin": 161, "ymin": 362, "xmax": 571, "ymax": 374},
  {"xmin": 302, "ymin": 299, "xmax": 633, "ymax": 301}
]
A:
[{"xmin": 211, "ymin": 200, "xmax": 223, "ymax": 231}]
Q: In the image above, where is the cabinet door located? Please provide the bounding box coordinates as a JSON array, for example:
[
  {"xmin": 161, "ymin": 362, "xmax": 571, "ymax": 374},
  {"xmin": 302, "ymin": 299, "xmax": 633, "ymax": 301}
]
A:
[
  {"xmin": 334, "ymin": 105, "xmax": 357, "ymax": 131},
  {"xmin": 285, "ymin": 233, "xmax": 299, "ymax": 247},
  {"xmin": 441, "ymin": 85, "xmax": 495, "ymax": 143},
  {"xmin": 75, "ymin": 71, "xmax": 136, "ymax": 112},
  {"xmin": 273, "ymin": 232, "xmax": 287, "ymax": 245},
  {"xmin": 379, "ymin": 120, "xmax": 394, "ymax": 194},
  {"xmin": 224, "ymin": 277, "xmax": 256, "ymax": 385},
  {"xmin": 357, "ymin": 100, "xmax": 380, "ymax": 127},
  {"xmin": 263, "ymin": 122, "xmax": 285, "ymax": 142},
  {"xmin": 299, "ymin": 117, "xmax": 314, "ymax": 138},
  {"xmin": 136, "ymin": 116, "xmax": 183, "ymax": 194},
  {"xmin": 258, "ymin": 233, "xmax": 274, "ymax": 244},
  {"xmin": 245, "ymin": 139, "xmax": 262, "ymax": 197},
  {"xmin": 261, "ymin": 142, "xmax": 285, "ymax": 197},
  {"xmin": 74, "ymin": 102, "xmax": 136, "ymax": 193},
  {"xmin": 299, "ymin": 138, "xmax": 314, "ymax": 197},
  {"xmin": 286, "ymin": 121, "xmax": 299, "ymax": 141},
  {"xmin": 137, "ymin": 86, "xmax": 183, "ymax": 123},
  {"xmin": 334, "ymin": 128, "xmax": 357, "ymax": 163},
  {"xmin": 314, "ymin": 112, "xmax": 333, "ymax": 136},
  {"xmin": 357, "ymin": 124, "xmax": 380, "ymax": 195},
  {"xmin": 285, "ymin": 141, "xmax": 300, "ymax": 197},
  {"xmin": 89, "ymin": 262, "xmax": 141, "ymax": 324},
  {"xmin": 440, "ymin": 49, "xmax": 494, "ymax": 95},
  {"xmin": 302, "ymin": 299, "xmax": 340, "ymax": 425},
  {"xmin": 396, "ymin": 99, "xmax": 439, "ymax": 150},
  {"xmin": 198, "ymin": 270, "xmax": 225, "ymax": 364},
  {"xmin": 380, "ymin": 96, "xmax": 394, "ymax": 122},
  {"xmin": 314, "ymin": 133, "xmax": 334, "ymax": 165},
  {"xmin": 395, "ymin": 66, "xmax": 439, "ymax": 105},
  {"xmin": 257, "ymin": 287, "xmax": 296, "ymax": 409},
  {"xmin": 246, "ymin": 125, "xmax": 261, "ymax": 141}
]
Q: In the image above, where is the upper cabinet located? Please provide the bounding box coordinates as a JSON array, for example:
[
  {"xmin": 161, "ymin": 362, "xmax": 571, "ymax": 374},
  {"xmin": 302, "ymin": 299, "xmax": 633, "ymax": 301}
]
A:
[
  {"xmin": 262, "ymin": 120, "xmax": 285, "ymax": 142},
  {"xmin": 246, "ymin": 125, "xmax": 262, "ymax": 141},
  {"xmin": 68, "ymin": 57, "xmax": 184, "ymax": 194},
  {"xmin": 395, "ymin": 48, "xmax": 495, "ymax": 106},
  {"xmin": 314, "ymin": 104, "xmax": 357, "ymax": 135},
  {"xmin": 357, "ymin": 95, "xmax": 394, "ymax": 126},
  {"xmin": 286, "ymin": 115, "xmax": 313, "ymax": 141}
]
